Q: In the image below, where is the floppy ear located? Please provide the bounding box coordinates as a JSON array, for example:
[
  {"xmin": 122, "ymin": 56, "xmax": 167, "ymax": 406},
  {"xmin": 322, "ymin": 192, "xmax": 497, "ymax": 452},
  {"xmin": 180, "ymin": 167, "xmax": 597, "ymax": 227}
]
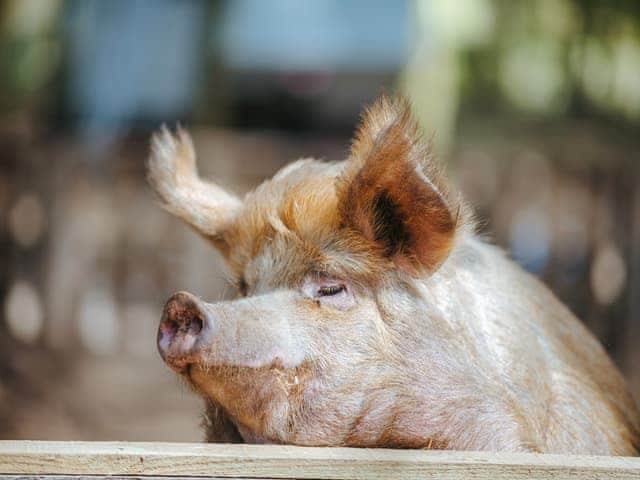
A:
[
  {"xmin": 339, "ymin": 97, "xmax": 458, "ymax": 274},
  {"xmin": 147, "ymin": 127, "xmax": 241, "ymax": 251}
]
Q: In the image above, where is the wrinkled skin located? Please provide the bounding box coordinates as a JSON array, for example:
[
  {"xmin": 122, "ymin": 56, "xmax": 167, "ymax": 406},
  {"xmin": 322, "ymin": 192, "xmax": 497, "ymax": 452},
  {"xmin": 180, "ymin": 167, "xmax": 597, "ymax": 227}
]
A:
[{"xmin": 148, "ymin": 97, "xmax": 640, "ymax": 454}]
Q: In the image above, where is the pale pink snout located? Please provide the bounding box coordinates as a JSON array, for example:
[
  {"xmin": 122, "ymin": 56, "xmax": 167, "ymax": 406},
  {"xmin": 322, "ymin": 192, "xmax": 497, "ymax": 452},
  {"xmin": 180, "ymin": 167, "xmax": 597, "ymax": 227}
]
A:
[{"xmin": 157, "ymin": 291, "xmax": 212, "ymax": 373}]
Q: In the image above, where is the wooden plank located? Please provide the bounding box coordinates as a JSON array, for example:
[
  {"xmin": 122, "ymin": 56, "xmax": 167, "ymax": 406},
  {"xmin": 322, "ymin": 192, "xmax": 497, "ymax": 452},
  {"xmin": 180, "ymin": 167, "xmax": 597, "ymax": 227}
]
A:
[
  {"xmin": 0, "ymin": 441, "xmax": 638, "ymax": 479},
  {"xmin": 0, "ymin": 478, "xmax": 263, "ymax": 480},
  {"xmin": 0, "ymin": 474, "xmax": 262, "ymax": 480}
]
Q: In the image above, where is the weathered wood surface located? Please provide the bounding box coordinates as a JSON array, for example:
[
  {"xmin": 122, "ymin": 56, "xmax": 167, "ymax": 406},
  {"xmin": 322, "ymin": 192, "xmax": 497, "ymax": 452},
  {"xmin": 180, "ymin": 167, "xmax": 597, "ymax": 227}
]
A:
[{"xmin": 0, "ymin": 441, "xmax": 638, "ymax": 479}]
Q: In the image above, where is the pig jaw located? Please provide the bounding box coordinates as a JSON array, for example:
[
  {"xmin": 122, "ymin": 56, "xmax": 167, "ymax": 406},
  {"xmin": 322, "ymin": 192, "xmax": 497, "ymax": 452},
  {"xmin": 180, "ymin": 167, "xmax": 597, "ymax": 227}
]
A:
[{"xmin": 189, "ymin": 362, "xmax": 318, "ymax": 444}]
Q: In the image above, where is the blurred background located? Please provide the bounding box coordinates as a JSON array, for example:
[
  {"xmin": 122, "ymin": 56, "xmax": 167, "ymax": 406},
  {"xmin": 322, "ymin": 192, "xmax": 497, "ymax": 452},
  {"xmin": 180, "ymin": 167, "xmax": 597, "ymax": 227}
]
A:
[{"xmin": 0, "ymin": 0, "xmax": 639, "ymax": 441}]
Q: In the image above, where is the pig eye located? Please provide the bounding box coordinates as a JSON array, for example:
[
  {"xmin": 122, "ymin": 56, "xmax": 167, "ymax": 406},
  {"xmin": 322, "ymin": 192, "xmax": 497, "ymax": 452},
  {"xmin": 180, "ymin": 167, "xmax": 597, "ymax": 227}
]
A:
[
  {"xmin": 317, "ymin": 285, "xmax": 346, "ymax": 297},
  {"xmin": 302, "ymin": 275, "xmax": 355, "ymax": 310}
]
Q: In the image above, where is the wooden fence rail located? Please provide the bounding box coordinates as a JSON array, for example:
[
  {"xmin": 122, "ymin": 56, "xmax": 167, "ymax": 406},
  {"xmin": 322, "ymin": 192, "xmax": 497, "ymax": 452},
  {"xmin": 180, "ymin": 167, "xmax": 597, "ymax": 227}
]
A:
[{"xmin": 0, "ymin": 441, "xmax": 638, "ymax": 479}]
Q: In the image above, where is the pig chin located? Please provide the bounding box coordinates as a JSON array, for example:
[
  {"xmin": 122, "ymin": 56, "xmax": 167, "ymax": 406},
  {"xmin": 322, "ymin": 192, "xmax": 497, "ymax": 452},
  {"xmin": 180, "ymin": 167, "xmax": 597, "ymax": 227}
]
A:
[{"xmin": 188, "ymin": 360, "xmax": 315, "ymax": 443}]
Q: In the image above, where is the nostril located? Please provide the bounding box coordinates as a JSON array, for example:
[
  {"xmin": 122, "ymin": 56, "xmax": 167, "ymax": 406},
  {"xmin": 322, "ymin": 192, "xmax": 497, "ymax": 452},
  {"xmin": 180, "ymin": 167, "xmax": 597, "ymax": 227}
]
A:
[
  {"xmin": 160, "ymin": 318, "xmax": 179, "ymax": 337},
  {"xmin": 190, "ymin": 316, "xmax": 203, "ymax": 334},
  {"xmin": 173, "ymin": 312, "xmax": 203, "ymax": 335}
]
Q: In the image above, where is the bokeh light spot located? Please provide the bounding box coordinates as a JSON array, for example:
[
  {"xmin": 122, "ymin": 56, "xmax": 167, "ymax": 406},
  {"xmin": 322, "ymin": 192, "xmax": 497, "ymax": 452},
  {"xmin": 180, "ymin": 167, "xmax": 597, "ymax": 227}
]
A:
[
  {"xmin": 8, "ymin": 193, "xmax": 46, "ymax": 248},
  {"xmin": 77, "ymin": 285, "xmax": 120, "ymax": 356},
  {"xmin": 591, "ymin": 243, "xmax": 626, "ymax": 306},
  {"xmin": 4, "ymin": 280, "xmax": 44, "ymax": 344}
]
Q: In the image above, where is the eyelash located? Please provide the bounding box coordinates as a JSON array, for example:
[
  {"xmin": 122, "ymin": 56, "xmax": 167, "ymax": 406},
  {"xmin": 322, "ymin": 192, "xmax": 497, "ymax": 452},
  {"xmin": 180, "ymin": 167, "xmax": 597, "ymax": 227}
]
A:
[
  {"xmin": 236, "ymin": 279, "xmax": 345, "ymax": 298},
  {"xmin": 318, "ymin": 285, "xmax": 346, "ymax": 296}
]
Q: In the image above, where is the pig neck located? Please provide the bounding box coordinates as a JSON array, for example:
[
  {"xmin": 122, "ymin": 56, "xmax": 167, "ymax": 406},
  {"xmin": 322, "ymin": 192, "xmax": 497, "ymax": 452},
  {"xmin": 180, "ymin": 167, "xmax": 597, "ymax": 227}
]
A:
[
  {"xmin": 351, "ymin": 238, "xmax": 545, "ymax": 451},
  {"xmin": 364, "ymin": 235, "xmax": 638, "ymax": 453}
]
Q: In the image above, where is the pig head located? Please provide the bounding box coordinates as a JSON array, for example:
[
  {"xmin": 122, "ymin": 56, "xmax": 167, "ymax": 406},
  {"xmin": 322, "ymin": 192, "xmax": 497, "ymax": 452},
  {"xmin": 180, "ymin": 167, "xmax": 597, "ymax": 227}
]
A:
[{"xmin": 147, "ymin": 97, "xmax": 640, "ymax": 454}]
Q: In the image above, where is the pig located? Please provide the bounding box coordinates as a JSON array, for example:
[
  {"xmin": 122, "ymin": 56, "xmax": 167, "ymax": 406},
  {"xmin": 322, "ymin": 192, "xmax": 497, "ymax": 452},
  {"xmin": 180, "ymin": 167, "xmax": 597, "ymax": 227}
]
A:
[{"xmin": 147, "ymin": 96, "xmax": 639, "ymax": 454}]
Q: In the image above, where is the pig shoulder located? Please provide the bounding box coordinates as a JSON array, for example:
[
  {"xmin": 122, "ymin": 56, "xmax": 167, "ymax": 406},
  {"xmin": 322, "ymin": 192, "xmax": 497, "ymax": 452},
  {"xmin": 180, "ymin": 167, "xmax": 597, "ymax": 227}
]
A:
[{"xmin": 425, "ymin": 237, "xmax": 639, "ymax": 454}]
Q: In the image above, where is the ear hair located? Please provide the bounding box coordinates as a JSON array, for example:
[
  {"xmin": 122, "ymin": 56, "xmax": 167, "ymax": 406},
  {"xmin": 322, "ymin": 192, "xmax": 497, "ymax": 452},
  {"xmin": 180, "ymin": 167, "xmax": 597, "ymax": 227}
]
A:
[
  {"xmin": 339, "ymin": 96, "xmax": 458, "ymax": 274},
  {"xmin": 147, "ymin": 126, "xmax": 241, "ymax": 244}
]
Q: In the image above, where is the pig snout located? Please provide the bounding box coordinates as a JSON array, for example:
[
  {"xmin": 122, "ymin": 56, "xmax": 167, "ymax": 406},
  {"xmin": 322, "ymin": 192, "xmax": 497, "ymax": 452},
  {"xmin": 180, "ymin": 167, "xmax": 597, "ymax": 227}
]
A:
[{"xmin": 157, "ymin": 291, "xmax": 211, "ymax": 373}]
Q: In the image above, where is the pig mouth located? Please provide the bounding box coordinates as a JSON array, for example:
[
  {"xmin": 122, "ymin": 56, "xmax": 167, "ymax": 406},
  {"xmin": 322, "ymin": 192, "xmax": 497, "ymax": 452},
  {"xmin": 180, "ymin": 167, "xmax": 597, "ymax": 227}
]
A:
[
  {"xmin": 166, "ymin": 345, "xmax": 305, "ymax": 381},
  {"xmin": 184, "ymin": 358, "xmax": 314, "ymax": 389}
]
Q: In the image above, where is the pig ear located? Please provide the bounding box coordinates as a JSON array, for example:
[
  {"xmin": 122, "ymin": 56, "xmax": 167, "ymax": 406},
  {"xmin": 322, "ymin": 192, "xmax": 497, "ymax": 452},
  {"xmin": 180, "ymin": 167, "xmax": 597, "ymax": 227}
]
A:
[
  {"xmin": 147, "ymin": 127, "xmax": 241, "ymax": 245},
  {"xmin": 339, "ymin": 96, "xmax": 458, "ymax": 274}
]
